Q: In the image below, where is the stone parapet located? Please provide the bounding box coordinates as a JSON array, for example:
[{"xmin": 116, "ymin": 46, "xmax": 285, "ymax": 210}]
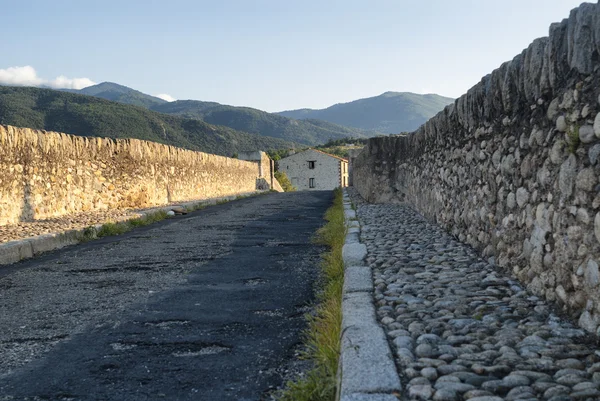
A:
[
  {"xmin": 0, "ymin": 125, "xmax": 271, "ymax": 225},
  {"xmin": 353, "ymin": 2, "xmax": 600, "ymax": 332}
]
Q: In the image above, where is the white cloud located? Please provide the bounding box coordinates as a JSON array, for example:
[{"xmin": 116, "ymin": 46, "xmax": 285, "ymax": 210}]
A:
[
  {"xmin": 0, "ymin": 66, "xmax": 43, "ymax": 87},
  {"xmin": 154, "ymin": 93, "xmax": 176, "ymax": 102},
  {"xmin": 48, "ymin": 75, "xmax": 96, "ymax": 90},
  {"xmin": 0, "ymin": 66, "xmax": 96, "ymax": 90}
]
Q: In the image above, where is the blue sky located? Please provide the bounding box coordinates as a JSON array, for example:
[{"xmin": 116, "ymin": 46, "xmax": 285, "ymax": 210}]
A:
[{"xmin": 0, "ymin": 0, "xmax": 587, "ymax": 111}]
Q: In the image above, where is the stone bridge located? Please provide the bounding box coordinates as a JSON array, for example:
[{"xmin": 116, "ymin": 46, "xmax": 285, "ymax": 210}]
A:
[{"xmin": 3, "ymin": 2, "xmax": 600, "ymax": 401}]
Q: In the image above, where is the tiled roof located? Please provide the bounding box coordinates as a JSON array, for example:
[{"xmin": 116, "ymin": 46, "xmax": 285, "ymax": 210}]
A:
[
  {"xmin": 285, "ymin": 148, "xmax": 347, "ymax": 162},
  {"xmin": 311, "ymin": 148, "xmax": 348, "ymax": 162}
]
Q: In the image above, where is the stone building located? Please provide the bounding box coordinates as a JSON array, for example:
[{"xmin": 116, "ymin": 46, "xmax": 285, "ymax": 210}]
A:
[{"xmin": 278, "ymin": 149, "xmax": 348, "ymax": 191}]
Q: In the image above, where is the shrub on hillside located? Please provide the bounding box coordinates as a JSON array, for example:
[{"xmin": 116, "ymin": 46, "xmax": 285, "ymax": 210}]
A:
[{"xmin": 274, "ymin": 171, "xmax": 296, "ymax": 192}]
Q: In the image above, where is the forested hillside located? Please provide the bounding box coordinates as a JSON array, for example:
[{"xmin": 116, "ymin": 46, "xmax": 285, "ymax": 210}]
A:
[{"xmin": 0, "ymin": 86, "xmax": 297, "ymax": 156}]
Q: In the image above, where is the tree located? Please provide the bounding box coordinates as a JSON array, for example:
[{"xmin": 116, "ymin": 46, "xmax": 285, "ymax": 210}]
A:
[{"xmin": 274, "ymin": 171, "xmax": 296, "ymax": 192}]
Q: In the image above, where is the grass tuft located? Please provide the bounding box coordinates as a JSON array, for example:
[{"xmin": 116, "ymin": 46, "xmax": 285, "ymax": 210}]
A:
[
  {"xmin": 567, "ymin": 125, "xmax": 580, "ymax": 154},
  {"xmin": 96, "ymin": 222, "xmax": 129, "ymax": 237},
  {"xmin": 94, "ymin": 210, "xmax": 169, "ymax": 238},
  {"xmin": 276, "ymin": 187, "xmax": 346, "ymax": 401},
  {"xmin": 80, "ymin": 226, "xmax": 98, "ymax": 242},
  {"xmin": 129, "ymin": 210, "xmax": 168, "ymax": 227}
]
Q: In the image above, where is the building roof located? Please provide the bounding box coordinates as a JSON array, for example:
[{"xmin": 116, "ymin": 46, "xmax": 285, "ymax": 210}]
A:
[{"xmin": 283, "ymin": 148, "xmax": 348, "ymax": 162}]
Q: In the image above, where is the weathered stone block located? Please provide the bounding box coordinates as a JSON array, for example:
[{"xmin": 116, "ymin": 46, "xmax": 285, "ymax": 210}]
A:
[
  {"xmin": 344, "ymin": 266, "xmax": 373, "ymax": 293},
  {"xmin": 339, "ymin": 290, "xmax": 401, "ymax": 397},
  {"xmin": 342, "ymin": 243, "xmax": 367, "ymax": 266},
  {"xmin": 0, "ymin": 240, "xmax": 33, "ymax": 265}
]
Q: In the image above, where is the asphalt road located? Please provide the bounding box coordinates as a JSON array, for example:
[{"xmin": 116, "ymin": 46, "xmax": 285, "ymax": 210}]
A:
[{"xmin": 0, "ymin": 191, "xmax": 333, "ymax": 401}]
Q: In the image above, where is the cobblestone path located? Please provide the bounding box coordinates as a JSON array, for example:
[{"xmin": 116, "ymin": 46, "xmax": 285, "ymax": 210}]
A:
[{"xmin": 349, "ymin": 190, "xmax": 600, "ymax": 401}]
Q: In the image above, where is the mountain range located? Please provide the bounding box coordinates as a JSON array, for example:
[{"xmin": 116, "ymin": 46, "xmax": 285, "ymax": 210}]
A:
[
  {"xmin": 67, "ymin": 82, "xmax": 453, "ymax": 138},
  {"xmin": 149, "ymin": 100, "xmax": 372, "ymax": 145},
  {"xmin": 0, "ymin": 81, "xmax": 454, "ymax": 156},
  {"xmin": 67, "ymin": 82, "xmax": 377, "ymax": 146},
  {"xmin": 277, "ymin": 91, "xmax": 454, "ymax": 133}
]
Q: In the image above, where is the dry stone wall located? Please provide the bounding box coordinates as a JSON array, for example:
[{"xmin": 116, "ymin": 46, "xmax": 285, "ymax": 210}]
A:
[
  {"xmin": 0, "ymin": 125, "xmax": 269, "ymax": 225},
  {"xmin": 353, "ymin": 2, "xmax": 600, "ymax": 333}
]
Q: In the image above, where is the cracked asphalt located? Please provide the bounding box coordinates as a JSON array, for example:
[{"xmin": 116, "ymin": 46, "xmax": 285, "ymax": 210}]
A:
[{"xmin": 0, "ymin": 191, "xmax": 332, "ymax": 401}]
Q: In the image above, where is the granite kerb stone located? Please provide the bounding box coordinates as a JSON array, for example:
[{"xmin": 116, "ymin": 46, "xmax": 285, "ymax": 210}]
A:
[
  {"xmin": 343, "ymin": 266, "xmax": 373, "ymax": 293},
  {"xmin": 338, "ymin": 292, "xmax": 402, "ymax": 398},
  {"xmin": 337, "ymin": 189, "xmax": 401, "ymax": 400},
  {"xmin": 340, "ymin": 395, "xmax": 400, "ymax": 401},
  {"xmin": 0, "ymin": 239, "xmax": 34, "ymax": 266},
  {"xmin": 344, "ymin": 209, "xmax": 357, "ymax": 221},
  {"xmin": 342, "ymin": 242, "xmax": 367, "ymax": 266},
  {"xmin": 345, "ymin": 231, "xmax": 360, "ymax": 244},
  {"xmin": 29, "ymin": 231, "xmax": 80, "ymax": 255}
]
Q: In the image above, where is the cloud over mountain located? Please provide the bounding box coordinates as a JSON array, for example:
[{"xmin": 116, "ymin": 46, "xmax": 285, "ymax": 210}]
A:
[
  {"xmin": 0, "ymin": 66, "xmax": 96, "ymax": 89},
  {"xmin": 154, "ymin": 93, "xmax": 176, "ymax": 102}
]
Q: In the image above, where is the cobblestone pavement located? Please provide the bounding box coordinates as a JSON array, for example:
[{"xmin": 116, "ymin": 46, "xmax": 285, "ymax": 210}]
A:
[{"xmin": 349, "ymin": 189, "xmax": 600, "ymax": 401}]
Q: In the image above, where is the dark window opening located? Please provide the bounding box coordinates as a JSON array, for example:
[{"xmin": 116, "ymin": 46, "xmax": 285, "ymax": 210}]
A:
[
  {"xmin": 309, "ymin": 178, "xmax": 315, "ymax": 188},
  {"xmin": 308, "ymin": 161, "xmax": 316, "ymax": 169}
]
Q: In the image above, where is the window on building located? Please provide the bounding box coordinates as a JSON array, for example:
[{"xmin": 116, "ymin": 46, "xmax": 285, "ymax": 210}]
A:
[
  {"xmin": 308, "ymin": 161, "xmax": 315, "ymax": 169},
  {"xmin": 309, "ymin": 178, "xmax": 315, "ymax": 188}
]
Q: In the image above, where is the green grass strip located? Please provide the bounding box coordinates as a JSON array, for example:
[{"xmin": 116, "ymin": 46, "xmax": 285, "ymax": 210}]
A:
[
  {"xmin": 87, "ymin": 210, "xmax": 170, "ymax": 240},
  {"xmin": 276, "ymin": 187, "xmax": 346, "ymax": 401},
  {"xmin": 82, "ymin": 192, "xmax": 269, "ymax": 242}
]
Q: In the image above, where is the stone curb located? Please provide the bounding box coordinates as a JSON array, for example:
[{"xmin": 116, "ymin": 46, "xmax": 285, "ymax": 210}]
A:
[
  {"xmin": 342, "ymin": 243, "xmax": 368, "ymax": 266},
  {"xmin": 343, "ymin": 266, "xmax": 373, "ymax": 293},
  {"xmin": 0, "ymin": 191, "xmax": 262, "ymax": 267},
  {"xmin": 0, "ymin": 240, "xmax": 34, "ymax": 265},
  {"xmin": 340, "ymin": 395, "xmax": 400, "ymax": 401},
  {"xmin": 344, "ymin": 209, "xmax": 357, "ymax": 221},
  {"xmin": 338, "ymin": 189, "xmax": 401, "ymax": 401}
]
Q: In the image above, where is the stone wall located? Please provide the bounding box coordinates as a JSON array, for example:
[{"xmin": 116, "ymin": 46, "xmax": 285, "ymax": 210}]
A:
[
  {"xmin": 353, "ymin": 2, "xmax": 600, "ymax": 333},
  {"xmin": 347, "ymin": 148, "xmax": 365, "ymax": 187},
  {"xmin": 238, "ymin": 150, "xmax": 282, "ymax": 191},
  {"xmin": 0, "ymin": 125, "xmax": 272, "ymax": 225}
]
